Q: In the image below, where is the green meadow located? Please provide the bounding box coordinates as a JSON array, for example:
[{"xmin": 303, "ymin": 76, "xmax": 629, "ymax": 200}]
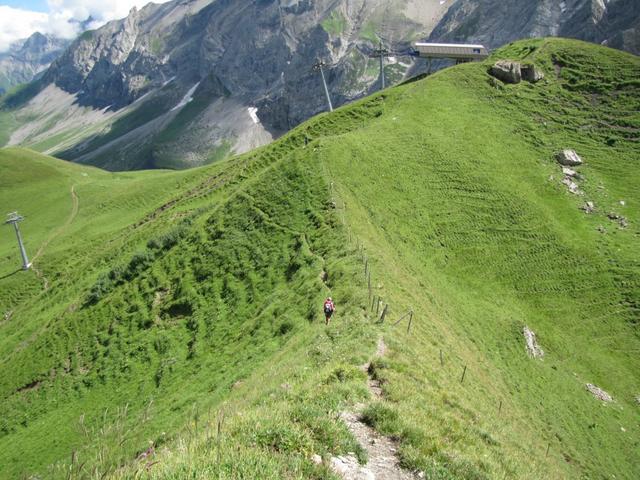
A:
[{"xmin": 0, "ymin": 38, "xmax": 638, "ymax": 479}]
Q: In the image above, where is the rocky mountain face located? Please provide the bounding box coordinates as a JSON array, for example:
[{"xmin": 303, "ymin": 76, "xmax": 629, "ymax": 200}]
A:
[
  {"xmin": 0, "ymin": 33, "xmax": 70, "ymax": 94},
  {"xmin": 4, "ymin": 0, "xmax": 638, "ymax": 171},
  {"xmin": 8, "ymin": 0, "xmax": 450, "ymax": 170},
  {"xmin": 429, "ymin": 0, "xmax": 640, "ymax": 55}
]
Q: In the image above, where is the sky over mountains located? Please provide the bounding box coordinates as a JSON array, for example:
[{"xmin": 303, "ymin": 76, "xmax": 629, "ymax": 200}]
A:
[{"xmin": 0, "ymin": 0, "xmax": 172, "ymax": 51}]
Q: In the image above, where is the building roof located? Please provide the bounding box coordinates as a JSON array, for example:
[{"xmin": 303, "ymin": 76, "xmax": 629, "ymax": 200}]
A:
[{"xmin": 414, "ymin": 42, "xmax": 487, "ymax": 49}]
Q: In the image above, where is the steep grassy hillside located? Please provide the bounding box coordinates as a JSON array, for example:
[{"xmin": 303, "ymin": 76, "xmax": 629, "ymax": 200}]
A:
[
  {"xmin": 0, "ymin": 38, "xmax": 638, "ymax": 479},
  {"xmin": 0, "ymin": 140, "xmax": 375, "ymax": 478},
  {"xmin": 320, "ymin": 39, "xmax": 640, "ymax": 479}
]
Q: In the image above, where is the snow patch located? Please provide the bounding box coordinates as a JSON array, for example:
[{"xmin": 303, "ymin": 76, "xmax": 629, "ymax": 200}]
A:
[
  {"xmin": 171, "ymin": 82, "xmax": 200, "ymax": 112},
  {"xmin": 162, "ymin": 76, "xmax": 176, "ymax": 87},
  {"xmin": 248, "ymin": 107, "xmax": 260, "ymax": 124}
]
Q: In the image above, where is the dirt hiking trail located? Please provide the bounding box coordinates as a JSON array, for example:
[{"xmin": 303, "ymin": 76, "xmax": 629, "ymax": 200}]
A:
[
  {"xmin": 330, "ymin": 337, "xmax": 419, "ymax": 480},
  {"xmin": 32, "ymin": 184, "xmax": 79, "ymax": 290}
]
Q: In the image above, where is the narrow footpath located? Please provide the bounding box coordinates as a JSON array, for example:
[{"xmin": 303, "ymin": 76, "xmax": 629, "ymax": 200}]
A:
[
  {"xmin": 31, "ymin": 184, "xmax": 79, "ymax": 291},
  {"xmin": 330, "ymin": 337, "xmax": 419, "ymax": 480}
]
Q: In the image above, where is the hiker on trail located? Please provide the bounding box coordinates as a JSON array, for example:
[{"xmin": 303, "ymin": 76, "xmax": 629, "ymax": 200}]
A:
[{"xmin": 323, "ymin": 297, "xmax": 335, "ymax": 325}]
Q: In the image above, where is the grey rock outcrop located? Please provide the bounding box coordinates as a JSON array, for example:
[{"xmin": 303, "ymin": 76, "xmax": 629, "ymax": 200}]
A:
[
  {"xmin": 556, "ymin": 149, "xmax": 583, "ymax": 166},
  {"xmin": 489, "ymin": 60, "xmax": 522, "ymax": 83},
  {"xmin": 429, "ymin": 0, "xmax": 640, "ymax": 56},
  {"xmin": 607, "ymin": 212, "xmax": 628, "ymax": 228},
  {"xmin": 586, "ymin": 383, "xmax": 613, "ymax": 402},
  {"xmin": 0, "ymin": 32, "xmax": 70, "ymax": 94},
  {"xmin": 562, "ymin": 177, "xmax": 581, "ymax": 195},
  {"xmin": 489, "ymin": 60, "xmax": 545, "ymax": 84},
  {"xmin": 521, "ymin": 64, "xmax": 544, "ymax": 82},
  {"xmin": 581, "ymin": 201, "xmax": 595, "ymax": 213},
  {"xmin": 523, "ymin": 326, "xmax": 544, "ymax": 358}
]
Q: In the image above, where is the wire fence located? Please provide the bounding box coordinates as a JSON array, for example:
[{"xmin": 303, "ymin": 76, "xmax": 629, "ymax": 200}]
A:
[{"xmin": 326, "ymin": 174, "xmax": 565, "ymax": 465}]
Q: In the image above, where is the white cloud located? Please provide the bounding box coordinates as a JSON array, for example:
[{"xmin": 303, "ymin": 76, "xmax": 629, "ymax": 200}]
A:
[
  {"xmin": 47, "ymin": 0, "xmax": 169, "ymax": 27},
  {"xmin": 0, "ymin": 7, "xmax": 49, "ymax": 52},
  {"xmin": 0, "ymin": 1, "xmax": 173, "ymax": 52}
]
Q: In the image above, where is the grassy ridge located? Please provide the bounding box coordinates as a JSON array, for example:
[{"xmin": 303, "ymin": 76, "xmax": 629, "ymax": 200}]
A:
[
  {"xmin": 0, "ymin": 123, "xmax": 377, "ymax": 477},
  {"xmin": 0, "ymin": 38, "xmax": 638, "ymax": 479},
  {"xmin": 321, "ymin": 38, "xmax": 639, "ymax": 478}
]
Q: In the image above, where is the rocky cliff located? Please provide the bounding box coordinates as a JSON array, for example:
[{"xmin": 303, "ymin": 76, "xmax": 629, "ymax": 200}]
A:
[
  {"xmin": 4, "ymin": 0, "xmax": 638, "ymax": 170},
  {"xmin": 7, "ymin": 0, "xmax": 451, "ymax": 170},
  {"xmin": 0, "ymin": 33, "xmax": 70, "ymax": 94},
  {"xmin": 429, "ymin": 0, "xmax": 640, "ymax": 55}
]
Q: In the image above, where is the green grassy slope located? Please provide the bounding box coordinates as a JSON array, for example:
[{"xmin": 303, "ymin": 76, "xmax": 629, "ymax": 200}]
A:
[
  {"xmin": 0, "ymin": 38, "xmax": 638, "ymax": 479},
  {"xmin": 320, "ymin": 39, "xmax": 639, "ymax": 479},
  {"xmin": 0, "ymin": 138, "xmax": 375, "ymax": 478}
]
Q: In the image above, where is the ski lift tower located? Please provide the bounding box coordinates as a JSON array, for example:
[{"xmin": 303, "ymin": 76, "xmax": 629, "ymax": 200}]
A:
[
  {"xmin": 5, "ymin": 212, "xmax": 31, "ymax": 270},
  {"xmin": 312, "ymin": 59, "xmax": 334, "ymax": 112},
  {"xmin": 371, "ymin": 40, "xmax": 391, "ymax": 90}
]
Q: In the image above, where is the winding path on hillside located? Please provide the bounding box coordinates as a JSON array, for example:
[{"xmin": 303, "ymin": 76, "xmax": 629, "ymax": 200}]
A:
[
  {"xmin": 330, "ymin": 337, "xmax": 419, "ymax": 480},
  {"xmin": 31, "ymin": 184, "xmax": 79, "ymax": 291}
]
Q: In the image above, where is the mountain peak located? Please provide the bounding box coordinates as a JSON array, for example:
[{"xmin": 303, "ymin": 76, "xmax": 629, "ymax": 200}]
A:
[
  {"xmin": 24, "ymin": 31, "xmax": 48, "ymax": 44},
  {"xmin": 0, "ymin": 33, "xmax": 70, "ymax": 94}
]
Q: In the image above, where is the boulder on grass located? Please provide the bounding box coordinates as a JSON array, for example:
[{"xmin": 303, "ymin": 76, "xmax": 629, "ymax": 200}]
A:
[
  {"xmin": 489, "ymin": 60, "xmax": 521, "ymax": 84},
  {"xmin": 586, "ymin": 383, "xmax": 613, "ymax": 402},
  {"xmin": 562, "ymin": 177, "xmax": 581, "ymax": 194},
  {"xmin": 556, "ymin": 149, "xmax": 583, "ymax": 166},
  {"xmin": 523, "ymin": 326, "xmax": 544, "ymax": 358},
  {"xmin": 522, "ymin": 64, "xmax": 544, "ymax": 82},
  {"xmin": 581, "ymin": 201, "xmax": 595, "ymax": 213}
]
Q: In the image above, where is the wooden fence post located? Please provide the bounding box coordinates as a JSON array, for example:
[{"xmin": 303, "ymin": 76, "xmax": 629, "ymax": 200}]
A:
[
  {"xmin": 216, "ymin": 410, "xmax": 224, "ymax": 476},
  {"xmin": 379, "ymin": 304, "xmax": 388, "ymax": 323},
  {"xmin": 460, "ymin": 365, "xmax": 467, "ymax": 383},
  {"xmin": 406, "ymin": 310, "xmax": 413, "ymax": 333}
]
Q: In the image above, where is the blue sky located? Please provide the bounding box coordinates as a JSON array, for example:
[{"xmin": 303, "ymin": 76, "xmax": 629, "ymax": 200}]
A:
[{"xmin": 1, "ymin": 1, "xmax": 48, "ymax": 12}]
